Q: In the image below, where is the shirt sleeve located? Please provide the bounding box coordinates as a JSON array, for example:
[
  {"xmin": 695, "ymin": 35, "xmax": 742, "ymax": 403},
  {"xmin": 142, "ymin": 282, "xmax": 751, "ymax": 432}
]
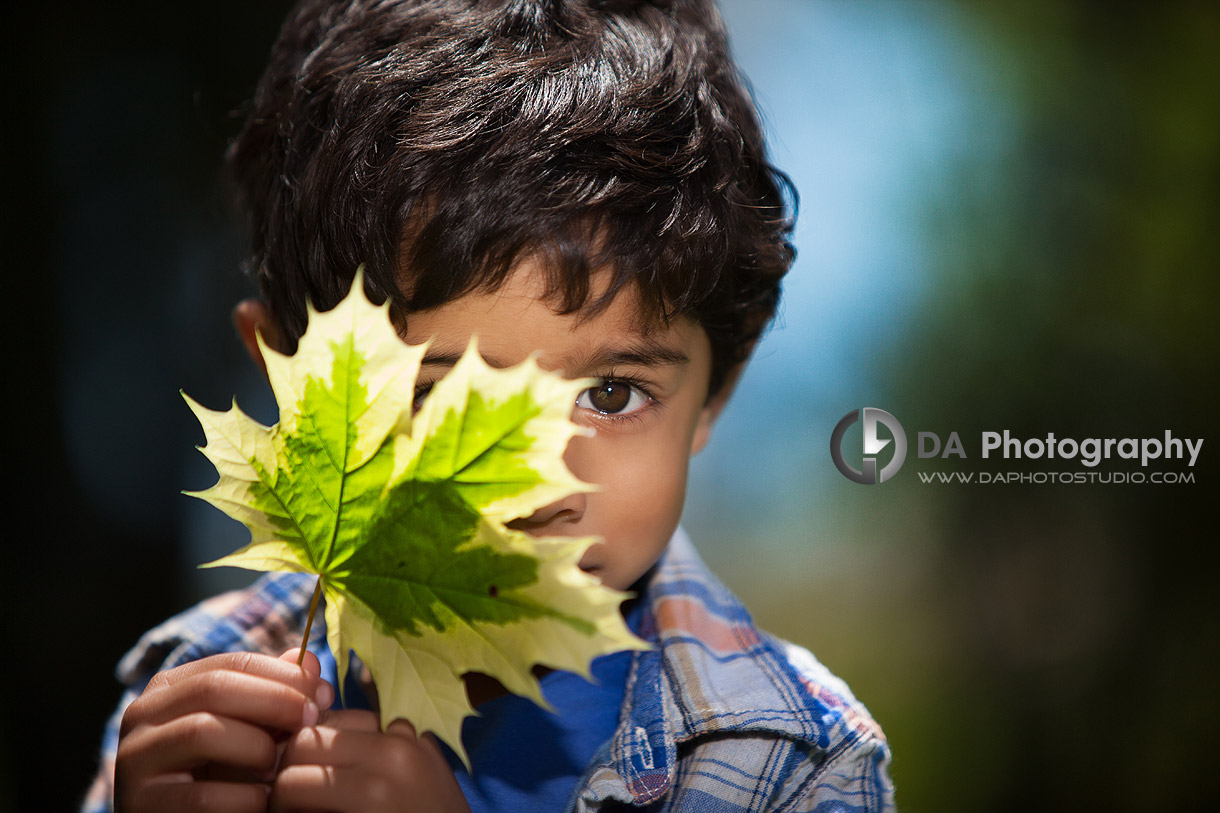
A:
[
  {"xmin": 80, "ymin": 683, "xmax": 149, "ymax": 813},
  {"xmin": 778, "ymin": 732, "xmax": 895, "ymax": 813}
]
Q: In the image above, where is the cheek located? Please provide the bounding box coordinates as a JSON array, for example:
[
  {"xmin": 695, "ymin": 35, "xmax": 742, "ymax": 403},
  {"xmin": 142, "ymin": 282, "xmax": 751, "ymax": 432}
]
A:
[
  {"xmin": 586, "ymin": 434, "xmax": 690, "ymax": 570},
  {"xmin": 585, "ymin": 432, "xmax": 688, "ymax": 517},
  {"xmin": 618, "ymin": 445, "xmax": 687, "ymax": 528}
]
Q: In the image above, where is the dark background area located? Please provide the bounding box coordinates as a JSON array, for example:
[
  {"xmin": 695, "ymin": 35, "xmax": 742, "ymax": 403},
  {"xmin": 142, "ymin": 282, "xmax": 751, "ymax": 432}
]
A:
[
  {"xmin": 5, "ymin": 2, "xmax": 1219, "ymax": 811},
  {"xmin": 6, "ymin": 3, "xmax": 296, "ymax": 810}
]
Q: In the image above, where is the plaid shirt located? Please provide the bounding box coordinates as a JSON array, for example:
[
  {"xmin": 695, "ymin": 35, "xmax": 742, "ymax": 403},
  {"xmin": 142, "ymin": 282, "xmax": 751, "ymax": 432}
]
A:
[{"xmin": 84, "ymin": 530, "xmax": 893, "ymax": 812}]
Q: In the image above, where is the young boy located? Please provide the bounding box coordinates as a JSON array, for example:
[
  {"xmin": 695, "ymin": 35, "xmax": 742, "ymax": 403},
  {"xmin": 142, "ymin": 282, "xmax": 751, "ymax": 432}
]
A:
[{"xmin": 87, "ymin": 1, "xmax": 894, "ymax": 810}]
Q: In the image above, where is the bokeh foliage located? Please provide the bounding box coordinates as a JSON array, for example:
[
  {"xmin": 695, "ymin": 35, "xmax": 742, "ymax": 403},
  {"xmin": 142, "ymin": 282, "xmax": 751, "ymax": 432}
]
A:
[{"xmin": 725, "ymin": 3, "xmax": 1220, "ymax": 810}]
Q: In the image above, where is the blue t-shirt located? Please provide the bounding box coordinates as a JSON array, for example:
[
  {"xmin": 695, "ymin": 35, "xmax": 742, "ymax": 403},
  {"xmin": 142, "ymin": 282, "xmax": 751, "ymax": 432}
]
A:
[{"xmin": 445, "ymin": 645, "xmax": 633, "ymax": 812}]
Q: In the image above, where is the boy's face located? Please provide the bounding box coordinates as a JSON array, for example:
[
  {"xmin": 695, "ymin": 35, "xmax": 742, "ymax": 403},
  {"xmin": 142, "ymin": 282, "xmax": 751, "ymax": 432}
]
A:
[{"xmin": 399, "ymin": 259, "xmax": 724, "ymax": 591}]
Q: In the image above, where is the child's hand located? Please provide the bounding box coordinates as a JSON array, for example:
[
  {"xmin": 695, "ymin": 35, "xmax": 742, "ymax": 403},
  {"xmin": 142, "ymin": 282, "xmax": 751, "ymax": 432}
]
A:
[
  {"xmin": 115, "ymin": 649, "xmax": 333, "ymax": 812},
  {"xmin": 271, "ymin": 709, "xmax": 471, "ymax": 813}
]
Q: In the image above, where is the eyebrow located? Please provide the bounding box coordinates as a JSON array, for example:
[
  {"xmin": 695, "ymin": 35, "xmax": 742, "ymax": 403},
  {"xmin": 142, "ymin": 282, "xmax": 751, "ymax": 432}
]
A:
[{"xmin": 420, "ymin": 340, "xmax": 690, "ymax": 371}]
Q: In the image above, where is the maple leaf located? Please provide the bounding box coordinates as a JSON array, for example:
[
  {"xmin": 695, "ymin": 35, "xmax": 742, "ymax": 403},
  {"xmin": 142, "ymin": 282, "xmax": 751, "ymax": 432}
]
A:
[{"xmin": 184, "ymin": 272, "xmax": 647, "ymax": 765}]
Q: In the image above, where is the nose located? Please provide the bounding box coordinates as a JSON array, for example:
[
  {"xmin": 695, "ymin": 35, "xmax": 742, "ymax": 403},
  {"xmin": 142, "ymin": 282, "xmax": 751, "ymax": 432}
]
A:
[
  {"xmin": 506, "ymin": 491, "xmax": 586, "ymax": 533},
  {"xmin": 507, "ymin": 420, "xmax": 594, "ymax": 533}
]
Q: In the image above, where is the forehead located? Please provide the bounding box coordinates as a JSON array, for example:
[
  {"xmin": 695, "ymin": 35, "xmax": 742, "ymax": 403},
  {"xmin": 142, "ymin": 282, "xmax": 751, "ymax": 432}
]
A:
[{"xmin": 398, "ymin": 260, "xmax": 708, "ymax": 372}]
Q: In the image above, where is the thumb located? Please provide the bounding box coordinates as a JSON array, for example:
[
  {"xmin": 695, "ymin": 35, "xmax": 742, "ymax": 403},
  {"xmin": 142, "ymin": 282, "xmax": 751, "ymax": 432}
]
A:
[
  {"xmin": 278, "ymin": 646, "xmax": 322, "ymax": 679},
  {"xmin": 279, "ymin": 647, "xmax": 335, "ymax": 710}
]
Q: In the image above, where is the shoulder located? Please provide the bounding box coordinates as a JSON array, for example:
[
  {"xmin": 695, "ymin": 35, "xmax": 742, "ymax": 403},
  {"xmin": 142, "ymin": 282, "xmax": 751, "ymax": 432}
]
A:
[
  {"xmin": 114, "ymin": 571, "xmax": 318, "ymax": 687},
  {"xmin": 774, "ymin": 635, "xmax": 888, "ymax": 748},
  {"xmin": 751, "ymin": 635, "xmax": 895, "ymax": 812},
  {"xmin": 616, "ymin": 530, "xmax": 894, "ymax": 811}
]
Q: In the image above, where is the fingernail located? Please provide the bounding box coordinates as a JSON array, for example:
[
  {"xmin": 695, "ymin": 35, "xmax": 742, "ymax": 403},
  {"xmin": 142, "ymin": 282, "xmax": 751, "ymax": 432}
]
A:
[
  {"xmin": 302, "ymin": 699, "xmax": 319, "ymax": 727},
  {"xmin": 316, "ymin": 681, "xmax": 334, "ymax": 710}
]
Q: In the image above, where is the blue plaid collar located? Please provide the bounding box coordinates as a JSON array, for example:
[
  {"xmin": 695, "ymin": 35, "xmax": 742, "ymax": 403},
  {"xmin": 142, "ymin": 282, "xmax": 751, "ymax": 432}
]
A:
[{"xmin": 595, "ymin": 528, "xmax": 830, "ymax": 805}]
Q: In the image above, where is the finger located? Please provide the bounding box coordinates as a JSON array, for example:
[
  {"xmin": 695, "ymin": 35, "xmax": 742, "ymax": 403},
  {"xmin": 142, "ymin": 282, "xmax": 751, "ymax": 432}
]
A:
[
  {"xmin": 148, "ymin": 651, "xmax": 318, "ymax": 693},
  {"xmin": 411, "ymin": 731, "xmax": 456, "ymax": 778},
  {"xmin": 131, "ymin": 777, "xmax": 270, "ymax": 813},
  {"xmin": 276, "ymin": 711, "xmax": 381, "ymax": 772},
  {"xmin": 316, "ymin": 708, "xmax": 381, "ymax": 731},
  {"xmin": 385, "ymin": 718, "xmax": 418, "ymax": 739},
  {"xmin": 133, "ymin": 652, "xmax": 331, "ymax": 724},
  {"xmin": 277, "ymin": 647, "xmax": 335, "ymax": 709},
  {"xmin": 277, "ymin": 647, "xmax": 321, "ymax": 680},
  {"xmin": 273, "ymin": 764, "xmax": 402, "ymax": 813},
  {"xmin": 120, "ymin": 712, "xmax": 279, "ymax": 779},
  {"xmin": 280, "ymin": 724, "xmax": 379, "ymax": 769},
  {"xmin": 124, "ymin": 669, "xmax": 321, "ymax": 732},
  {"xmin": 270, "ymin": 764, "xmax": 342, "ymax": 812},
  {"xmin": 279, "ymin": 722, "xmax": 439, "ymax": 785}
]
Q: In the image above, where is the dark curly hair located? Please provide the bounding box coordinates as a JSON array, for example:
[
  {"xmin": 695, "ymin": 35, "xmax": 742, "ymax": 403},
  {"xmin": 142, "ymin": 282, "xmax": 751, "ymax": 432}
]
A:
[{"xmin": 229, "ymin": 0, "xmax": 795, "ymax": 395}]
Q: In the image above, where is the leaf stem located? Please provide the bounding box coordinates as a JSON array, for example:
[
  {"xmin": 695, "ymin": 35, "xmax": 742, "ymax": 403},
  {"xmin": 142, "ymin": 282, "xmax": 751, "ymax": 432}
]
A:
[{"xmin": 298, "ymin": 576, "xmax": 324, "ymax": 666}]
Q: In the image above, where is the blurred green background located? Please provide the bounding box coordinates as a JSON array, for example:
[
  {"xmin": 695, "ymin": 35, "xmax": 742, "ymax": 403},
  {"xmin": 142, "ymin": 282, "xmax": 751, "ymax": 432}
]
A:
[{"xmin": 6, "ymin": 1, "xmax": 1218, "ymax": 810}]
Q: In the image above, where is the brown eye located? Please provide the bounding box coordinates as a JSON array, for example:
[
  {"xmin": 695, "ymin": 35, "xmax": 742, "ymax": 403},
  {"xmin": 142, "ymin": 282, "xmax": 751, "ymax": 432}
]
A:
[
  {"xmin": 576, "ymin": 379, "xmax": 648, "ymax": 416},
  {"xmin": 591, "ymin": 382, "xmax": 630, "ymax": 413}
]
